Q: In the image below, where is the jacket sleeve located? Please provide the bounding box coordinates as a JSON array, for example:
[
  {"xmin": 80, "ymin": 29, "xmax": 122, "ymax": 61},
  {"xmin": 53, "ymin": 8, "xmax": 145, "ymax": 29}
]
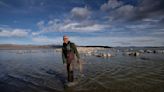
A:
[
  {"xmin": 62, "ymin": 48, "xmax": 66, "ymax": 64},
  {"xmin": 72, "ymin": 43, "xmax": 80, "ymax": 59}
]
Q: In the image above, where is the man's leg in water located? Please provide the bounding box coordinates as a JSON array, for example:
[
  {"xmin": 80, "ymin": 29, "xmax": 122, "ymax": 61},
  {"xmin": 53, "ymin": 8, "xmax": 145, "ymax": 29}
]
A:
[{"xmin": 67, "ymin": 63, "xmax": 74, "ymax": 82}]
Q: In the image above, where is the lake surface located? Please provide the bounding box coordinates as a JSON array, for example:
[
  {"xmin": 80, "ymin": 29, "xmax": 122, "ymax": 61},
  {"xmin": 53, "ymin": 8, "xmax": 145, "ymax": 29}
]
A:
[{"xmin": 0, "ymin": 49, "xmax": 164, "ymax": 92}]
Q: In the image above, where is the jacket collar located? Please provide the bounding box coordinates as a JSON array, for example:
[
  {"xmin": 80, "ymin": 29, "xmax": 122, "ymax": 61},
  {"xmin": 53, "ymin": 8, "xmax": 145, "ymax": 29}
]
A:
[{"xmin": 63, "ymin": 41, "xmax": 70, "ymax": 46}]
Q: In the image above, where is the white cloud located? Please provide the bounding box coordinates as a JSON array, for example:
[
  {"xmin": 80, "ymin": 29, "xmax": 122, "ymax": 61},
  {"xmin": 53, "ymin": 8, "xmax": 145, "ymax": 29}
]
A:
[
  {"xmin": 101, "ymin": 0, "xmax": 123, "ymax": 11},
  {"xmin": 37, "ymin": 20, "xmax": 45, "ymax": 29},
  {"xmin": 32, "ymin": 36, "xmax": 49, "ymax": 43},
  {"xmin": 101, "ymin": 0, "xmax": 164, "ymax": 22},
  {"xmin": 125, "ymin": 24, "xmax": 154, "ymax": 29},
  {"xmin": 69, "ymin": 36, "xmax": 164, "ymax": 47},
  {"xmin": 115, "ymin": 5, "xmax": 135, "ymax": 17},
  {"xmin": 36, "ymin": 19, "xmax": 63, "ymax": 32},
  {"xmin": 142, "ymin": 18, "xmax": 160, "ymax": 22},
  {"xmin": 71, "ymin": 6, "xmax": 91, "ymax": 20},
  {"xmin": 36, "ymin": 19, "xmax": 109, "ymax": 32},
  {"xmin": 32, "ymin": 31, "xmax": 43, "ymax": 36},
  {"xmin": 61, "ymin": 22, "xmax": 109, "ymax": 32},
  {"xmin": 32, "ymin": 36, "xmax": 62, "ymax": 45},
  {"xmin": 100, "ymin": 0, "xmax": 137, "ymax": 21},
  {"xmin": 150, "ymin": 29, "xmax": 164, "ymax": 36},
  {"xmin": 0, "ymin": 28, "xmax": 29, "ymax": 37},
  {"xmin": 105, "ymin": 4, "xmax": 136, "ymax": 21}
]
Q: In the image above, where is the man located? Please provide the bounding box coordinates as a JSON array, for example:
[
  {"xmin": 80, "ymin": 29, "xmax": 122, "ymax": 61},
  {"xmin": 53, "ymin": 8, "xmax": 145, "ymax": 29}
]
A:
[{"xmin": 62, "ymin": 35, "xmax": 80, "ymax": 85}]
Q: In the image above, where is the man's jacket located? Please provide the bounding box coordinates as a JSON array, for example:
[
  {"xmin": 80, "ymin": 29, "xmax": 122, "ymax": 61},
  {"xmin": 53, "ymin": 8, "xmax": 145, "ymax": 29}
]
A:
[{"xmin": 62, "ymin": 41, "xmax": 80, "ymax": 64}]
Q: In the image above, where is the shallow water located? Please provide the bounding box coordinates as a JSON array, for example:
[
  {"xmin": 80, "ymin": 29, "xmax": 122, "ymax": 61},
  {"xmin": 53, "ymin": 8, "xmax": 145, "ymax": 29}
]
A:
[{"xmin": 0, "ymin": 49, "xmax": 164, "ymax": 92}]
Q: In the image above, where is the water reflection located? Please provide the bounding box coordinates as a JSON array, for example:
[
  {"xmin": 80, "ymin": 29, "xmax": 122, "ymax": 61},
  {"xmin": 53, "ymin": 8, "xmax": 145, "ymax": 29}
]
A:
[{"xmin": 0, "ymin": 49, "xmax": 164, "ymax": 92}]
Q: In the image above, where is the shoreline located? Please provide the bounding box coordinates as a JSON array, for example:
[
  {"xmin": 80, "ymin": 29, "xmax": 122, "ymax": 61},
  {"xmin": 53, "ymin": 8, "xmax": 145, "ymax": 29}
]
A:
[{"xmin": 0, "ymin": 44, "xmax": 164, "ymax": 50}]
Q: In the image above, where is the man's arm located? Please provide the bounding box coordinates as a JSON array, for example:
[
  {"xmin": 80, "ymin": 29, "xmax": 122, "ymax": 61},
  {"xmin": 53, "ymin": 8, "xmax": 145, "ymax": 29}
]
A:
[
  {"xmin": 62, "ymin": 48, "xmax": 66, "ymax": 64},
  {"xmin": 72, "ymin": 43, "xmax": 80, "ymax": 60}
]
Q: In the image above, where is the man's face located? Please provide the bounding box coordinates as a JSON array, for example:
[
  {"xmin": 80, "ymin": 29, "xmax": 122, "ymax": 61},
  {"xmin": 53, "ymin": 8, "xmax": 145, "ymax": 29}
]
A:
[{"xmin": 63, "ymin": 38, "xmax": 68, "ymax": 44}]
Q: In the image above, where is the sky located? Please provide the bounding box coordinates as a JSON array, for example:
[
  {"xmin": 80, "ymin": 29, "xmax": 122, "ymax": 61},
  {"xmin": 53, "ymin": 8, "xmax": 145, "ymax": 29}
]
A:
[{"xmin": 0, "ymin": 0, "xmax": 164, "ymax": 46}]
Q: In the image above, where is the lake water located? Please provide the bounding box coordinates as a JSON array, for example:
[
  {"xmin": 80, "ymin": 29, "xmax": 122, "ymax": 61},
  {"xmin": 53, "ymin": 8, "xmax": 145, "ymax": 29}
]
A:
[{"xmin": 0, "ymin": 49, "xmax": 164, "ymax": 92}]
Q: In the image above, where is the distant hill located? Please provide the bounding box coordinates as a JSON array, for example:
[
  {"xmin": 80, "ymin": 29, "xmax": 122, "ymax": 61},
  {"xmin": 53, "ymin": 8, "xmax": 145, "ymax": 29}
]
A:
[
  {"xmin": 1, "ymin": 44, "xmax": 162, "ymax": 50},
  {"xmin": 0, "ymin": 44, "xmax": 61, "ymax": 50},
  {"xmin": 0, "ymin": 44, "xmax": 112, "ymax": 50},
  {"xmin": 79, "ymin": 45, "xmax": 112, "ymax": 48}
]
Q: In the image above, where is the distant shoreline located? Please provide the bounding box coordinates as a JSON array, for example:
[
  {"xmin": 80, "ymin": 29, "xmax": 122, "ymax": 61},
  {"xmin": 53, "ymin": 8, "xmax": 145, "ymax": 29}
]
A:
[
  {"xmin": 0, "ymin": 44, "xmax": 112, "ymax": 50},
  {"xmin": 0, "ymin": 44, "xmax": 164, "ymax": 50}
]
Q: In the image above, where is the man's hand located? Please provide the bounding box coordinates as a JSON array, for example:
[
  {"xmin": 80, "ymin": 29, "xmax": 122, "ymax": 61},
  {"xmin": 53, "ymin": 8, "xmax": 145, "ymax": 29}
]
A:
[
  {"xmin": 77, "ymin": 59, "xmax": 80, "ymax": 64},
  {"xmin": 64, "ymin": 63, "xmax": 67, "ymax": 67}
]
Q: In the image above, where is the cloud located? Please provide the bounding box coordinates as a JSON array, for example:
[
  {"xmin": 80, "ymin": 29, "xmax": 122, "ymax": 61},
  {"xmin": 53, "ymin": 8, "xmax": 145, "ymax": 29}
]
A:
[
  {"xmin": 0, "ymin": 27, "xmax": 29, "ymax": 37},
  {"xmin": 36, "ymin": 19, "xmax": 63, "ymax": 32},
  {"xmin": 71, "ymin": 6, "xmax": 91, "ymax": 20},
  {"xmin": 69, "ymin": 36, "xmax": 164, "ymax": 46},
  {"xmin": 104, "ymin": 5, "xmax": 136, "ymax": 21},
  {"xmin": 138, "ymin": 0, "xmax": 164, "ymax": 13},
  {"xmin": 101, "ymin": 0, "xmax": 164, "ymax": 21},
  {"xmin": 125, "ymin": 24, "xmax": 153, "ymax": 29},
  {"xmin": 100, "ymin": 0, "xmax": 137, "ymax": 21},
  {"xmin": 32, "ymin": 36, "xmax": 62, "ymax": 45},
  {"xmin": 37, "ymin": 20, "xmax": 45, "ymax": 30},
  {"xmin": 0, "ymin": 1, "xmax": 10, "ymax": 8},
  {"xmin": 100, "ymin": 0, "xmax": 123, "ymax": 11},
  {"xmin": 31, "ymin": 21, "xmax": 46, "ymax": 36},
  {"xmin": 130, "ymin": 0, "xmax": 164, "ymax": 21},
  {"xmin": 114, "ymin": 5, "xmax": 136, "ymax": 18},
  {"xmin": 36, "ymin": 19, "xmax": 109, "ymax": 32},
  {"xmin": 32, "ymin": 31, "xmax": 44, "ymax": 36},
  {"xmin": 142, "ymin": 18, "xmax": 160, "ymax": 22},
  {"xmin": 60, "ymin": 22, "xmax": 109, "ymax": 32},
  {"xmin": 32, "ymin": 36, "xmax": 50, "ymax": 43},
  {"xmin": 149, "ymin": 29, "xmax": 164, "ymax": 36}
]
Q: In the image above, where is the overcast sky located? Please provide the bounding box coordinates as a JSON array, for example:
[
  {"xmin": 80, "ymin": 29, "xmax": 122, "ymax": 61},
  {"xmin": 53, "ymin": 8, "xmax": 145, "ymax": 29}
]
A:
[{"xmin": 0, "ymin": 0, "xmax": 164, "ymax": 46}]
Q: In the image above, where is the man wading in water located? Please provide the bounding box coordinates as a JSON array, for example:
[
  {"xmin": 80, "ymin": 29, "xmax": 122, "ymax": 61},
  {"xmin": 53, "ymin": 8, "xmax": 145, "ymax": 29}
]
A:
[{"xmin": 62, "ymin": 35, "xmax": 83, "ymax": 86}]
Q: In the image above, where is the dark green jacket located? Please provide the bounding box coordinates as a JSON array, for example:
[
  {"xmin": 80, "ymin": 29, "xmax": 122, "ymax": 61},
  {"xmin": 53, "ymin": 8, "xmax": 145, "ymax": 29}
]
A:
[{"xmin": 62, "ymin": 41, "xmax": 80, "ymax": 64}]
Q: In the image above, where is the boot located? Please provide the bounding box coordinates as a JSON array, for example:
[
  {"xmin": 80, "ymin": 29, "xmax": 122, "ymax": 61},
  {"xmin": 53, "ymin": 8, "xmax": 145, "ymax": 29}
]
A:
[
  {"xmin": 68, "ymin": 71, "xmax": 74, "ymax": 82},
  {"xmin": 70, "ymin": 71, "xmax": 74, "ymax": 82}
]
